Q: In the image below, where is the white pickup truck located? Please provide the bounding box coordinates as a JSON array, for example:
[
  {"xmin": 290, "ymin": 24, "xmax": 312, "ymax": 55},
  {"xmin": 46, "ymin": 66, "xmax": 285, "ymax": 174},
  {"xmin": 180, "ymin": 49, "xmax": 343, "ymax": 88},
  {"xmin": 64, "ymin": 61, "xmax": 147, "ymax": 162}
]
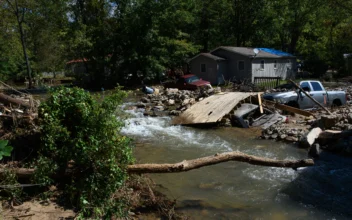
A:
[{"xmin": 263, "ymin": 80, "xmax": 347, "ymax": 109}]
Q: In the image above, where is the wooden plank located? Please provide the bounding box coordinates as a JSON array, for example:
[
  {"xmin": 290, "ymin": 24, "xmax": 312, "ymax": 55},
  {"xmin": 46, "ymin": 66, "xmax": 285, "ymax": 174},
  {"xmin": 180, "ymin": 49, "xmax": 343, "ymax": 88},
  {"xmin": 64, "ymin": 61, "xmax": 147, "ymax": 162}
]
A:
[
  {"xmin": 172, "ymin": 92, "xmax": 258, "ymax": 125},
  {"xmin": 257, "ymin": 93, "xmax": 263, "ymax": 114},
  {"xmin": 263, "ymin": 99, "xmax": 315, "ymax": 118}
]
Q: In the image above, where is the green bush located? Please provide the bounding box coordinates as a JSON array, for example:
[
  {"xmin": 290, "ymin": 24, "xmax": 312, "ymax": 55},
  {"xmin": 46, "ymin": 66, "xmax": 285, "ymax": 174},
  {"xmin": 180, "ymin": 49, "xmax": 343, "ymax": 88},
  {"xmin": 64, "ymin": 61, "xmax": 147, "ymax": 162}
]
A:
[
  {"xmin": 0, "ymin": 140, "xmax": 13, "ymax": 160},
  {"xmin": 35, "ymin": 87, "xmax": 133, "ymax": 218}
]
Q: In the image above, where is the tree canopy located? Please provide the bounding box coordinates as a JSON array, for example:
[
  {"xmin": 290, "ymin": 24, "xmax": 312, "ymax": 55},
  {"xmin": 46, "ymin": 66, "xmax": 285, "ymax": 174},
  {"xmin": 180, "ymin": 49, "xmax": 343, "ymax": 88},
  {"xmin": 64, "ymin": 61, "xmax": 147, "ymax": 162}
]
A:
[{"xmin": 1, "ymin": 0, "xmax": 352, "ymax": 87}]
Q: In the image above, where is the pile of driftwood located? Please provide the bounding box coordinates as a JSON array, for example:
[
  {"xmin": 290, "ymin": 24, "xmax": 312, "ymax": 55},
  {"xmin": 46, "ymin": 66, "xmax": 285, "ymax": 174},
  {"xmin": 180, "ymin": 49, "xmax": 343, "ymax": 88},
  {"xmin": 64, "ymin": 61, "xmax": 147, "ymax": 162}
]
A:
[{"xmin": 0, "ymin": 87, "xmax": 39, "ymax": 139}]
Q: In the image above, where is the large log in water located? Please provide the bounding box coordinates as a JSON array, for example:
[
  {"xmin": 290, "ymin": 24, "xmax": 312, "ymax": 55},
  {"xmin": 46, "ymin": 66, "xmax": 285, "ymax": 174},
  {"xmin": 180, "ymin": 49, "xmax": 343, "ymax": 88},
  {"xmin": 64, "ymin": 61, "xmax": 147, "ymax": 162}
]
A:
[
  {"xmin": 127, "ymin": 151, "xmax": 314, "ymax": 173},
  {"xmin": 0, "ymin": 93, "xmax": 31, "ymax": 108},
  {"xmin": 0, "ymin": 152, "xmax": 314, "ymax": 178}
]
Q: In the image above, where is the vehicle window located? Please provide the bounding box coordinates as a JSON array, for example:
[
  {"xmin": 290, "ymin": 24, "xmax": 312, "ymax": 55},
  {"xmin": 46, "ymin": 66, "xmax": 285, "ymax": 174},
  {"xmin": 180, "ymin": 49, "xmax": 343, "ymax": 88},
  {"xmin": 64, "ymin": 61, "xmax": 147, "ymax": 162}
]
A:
[
  {"xmin": 310, "ymin": 82, "xmax": 323, "ymax": 91},
  {"xmin": 300, "ymin": 82, "xmax": 310, "ymax": 90},
  {"xmin": 201, "ymin": 64, "xmax": 206, "ymax": 73},
  {"xmin": 238, "ymin": 61, "xmax": 245, "ymax": 71},
  {"xmin": 185, "ymin": 76, "xmax": 200, "ymax": 83}
]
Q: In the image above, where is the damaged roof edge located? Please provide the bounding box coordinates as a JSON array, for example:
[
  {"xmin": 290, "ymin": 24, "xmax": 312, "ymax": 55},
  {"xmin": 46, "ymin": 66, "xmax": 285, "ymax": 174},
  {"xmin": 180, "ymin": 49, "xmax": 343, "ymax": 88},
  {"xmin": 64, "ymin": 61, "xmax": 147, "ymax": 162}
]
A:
[{"xmin": 187, "ymin": 53, "xmax": 226, "ymax": 63}]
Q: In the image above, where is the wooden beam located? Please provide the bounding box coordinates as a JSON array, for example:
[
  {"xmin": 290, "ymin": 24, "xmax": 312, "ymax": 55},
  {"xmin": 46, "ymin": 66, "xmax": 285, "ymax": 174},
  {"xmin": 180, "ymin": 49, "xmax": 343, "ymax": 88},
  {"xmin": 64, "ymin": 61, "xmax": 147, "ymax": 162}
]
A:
[
  {"xmin": 288, "ymin": 79, "xmax": 332, "ymax": 115},
  {"xmin": 258, "ymin": 93, "xmax": 263, "ymax": 114},
  {"xmin": 263, "ymin": 99, "xmax": 315, "ymax": 118}
]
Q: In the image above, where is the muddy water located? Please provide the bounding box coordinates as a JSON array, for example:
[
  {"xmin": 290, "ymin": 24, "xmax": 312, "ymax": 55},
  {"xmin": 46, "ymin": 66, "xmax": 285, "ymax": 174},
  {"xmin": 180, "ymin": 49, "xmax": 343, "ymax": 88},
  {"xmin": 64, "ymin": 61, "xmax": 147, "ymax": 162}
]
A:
[{"xmin": 122, "ymin": 102, "xmax": 352, "ymax": 220}]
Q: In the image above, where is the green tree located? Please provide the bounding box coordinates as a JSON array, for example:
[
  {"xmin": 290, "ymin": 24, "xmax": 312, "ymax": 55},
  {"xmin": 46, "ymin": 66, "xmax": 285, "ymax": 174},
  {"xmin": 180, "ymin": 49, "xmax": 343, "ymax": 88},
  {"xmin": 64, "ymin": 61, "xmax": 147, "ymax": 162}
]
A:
[
  {"xmin": 0, "ymin": 7, "xmax": 23, "ymax": 81},
  {"xmin": 3, "ymin": 0, "xmax": 34, "ymax": 87},
  {"xmin": 37, "ymin": 87, "xmax": 133, "ymax": 217}
]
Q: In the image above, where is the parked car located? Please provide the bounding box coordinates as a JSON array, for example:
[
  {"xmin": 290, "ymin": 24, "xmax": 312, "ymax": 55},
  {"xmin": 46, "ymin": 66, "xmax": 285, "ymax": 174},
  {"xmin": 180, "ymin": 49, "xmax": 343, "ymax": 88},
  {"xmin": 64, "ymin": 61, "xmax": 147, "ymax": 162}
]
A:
[
  {"xmin": 263, "ymin": 80, "xmax": 347, "ymax": 109},
  {"xmin": 163, "ymin": 74, "xmax": 212, "ymax": 90}
]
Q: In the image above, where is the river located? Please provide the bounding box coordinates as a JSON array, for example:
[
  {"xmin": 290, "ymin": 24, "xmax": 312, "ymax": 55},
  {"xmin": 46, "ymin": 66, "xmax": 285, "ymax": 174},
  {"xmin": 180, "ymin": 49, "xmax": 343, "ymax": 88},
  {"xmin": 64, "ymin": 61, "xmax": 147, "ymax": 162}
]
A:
[{"xmin": 121, "ymin": 100, "xmax": 352, "ymax": 220}]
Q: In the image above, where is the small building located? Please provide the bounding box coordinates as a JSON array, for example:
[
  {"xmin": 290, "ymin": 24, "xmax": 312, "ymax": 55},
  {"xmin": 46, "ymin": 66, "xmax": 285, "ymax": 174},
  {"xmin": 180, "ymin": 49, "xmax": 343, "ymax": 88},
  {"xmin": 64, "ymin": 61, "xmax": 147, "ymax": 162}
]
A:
[{"xmin": 188, "ymin": 47, "xmax": 296, "ymax": 85}]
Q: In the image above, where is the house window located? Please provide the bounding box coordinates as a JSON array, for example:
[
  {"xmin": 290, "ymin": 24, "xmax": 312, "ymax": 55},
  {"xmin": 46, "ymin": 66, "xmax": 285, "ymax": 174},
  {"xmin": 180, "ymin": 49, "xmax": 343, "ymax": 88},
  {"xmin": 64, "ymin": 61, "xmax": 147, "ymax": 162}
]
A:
[
  {"xmin": 201, "ymin": 64, "xmax": 206, "ymax": 73},
  {"xmin": 260, "ymin": 60, "xmax": 265, "ymax": 70},
  {"xmin": 238, "ymin": 61, "xmax": 245, "ymax": 71},
  {"xmin": 274, "ymin": 60, "xmax": 277, "ymax": 69}
]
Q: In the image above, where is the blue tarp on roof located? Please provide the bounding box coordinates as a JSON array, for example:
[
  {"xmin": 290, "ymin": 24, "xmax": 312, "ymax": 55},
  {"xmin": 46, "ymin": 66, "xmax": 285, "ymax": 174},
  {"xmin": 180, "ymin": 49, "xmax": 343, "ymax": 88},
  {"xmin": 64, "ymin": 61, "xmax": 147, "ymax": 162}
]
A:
[{"xmin": 258, "ymin": 48, "xmax": 294, "ymax": 57}]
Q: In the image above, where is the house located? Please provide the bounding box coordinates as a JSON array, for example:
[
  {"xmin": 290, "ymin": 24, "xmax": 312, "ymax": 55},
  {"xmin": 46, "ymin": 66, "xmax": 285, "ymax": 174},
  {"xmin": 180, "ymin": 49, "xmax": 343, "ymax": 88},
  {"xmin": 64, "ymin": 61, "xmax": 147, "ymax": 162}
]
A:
[{"xmin": 188, "ymin": 47, "xmax": 296, "ymax": 85}]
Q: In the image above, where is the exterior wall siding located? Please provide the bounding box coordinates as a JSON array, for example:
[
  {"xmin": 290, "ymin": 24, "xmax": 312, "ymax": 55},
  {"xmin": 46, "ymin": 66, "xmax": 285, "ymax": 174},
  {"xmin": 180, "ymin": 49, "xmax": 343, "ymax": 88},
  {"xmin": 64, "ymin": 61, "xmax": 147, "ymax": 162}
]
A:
[
  {"xmin": 189, "ymin": 56, "xmax": 218, "ymax": 84},
  {"xmin": 212, "ymin": 49, "xmax": 252, "ymax": 82},
  {"xmin": 217, "ymin": 61, "xmax": 228, "ymax": 84},
  {"xmin": 251, "ymin": 58, "xmax": 296, "ymax": 81}
]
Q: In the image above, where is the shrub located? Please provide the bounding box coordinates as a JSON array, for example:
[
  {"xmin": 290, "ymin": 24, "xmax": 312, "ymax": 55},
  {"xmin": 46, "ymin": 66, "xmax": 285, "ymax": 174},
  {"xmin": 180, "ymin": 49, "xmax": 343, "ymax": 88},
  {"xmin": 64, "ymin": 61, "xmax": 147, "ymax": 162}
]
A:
[{"xmin": 35, "ymin": 87, "xmax": 133, "ymax": 218}]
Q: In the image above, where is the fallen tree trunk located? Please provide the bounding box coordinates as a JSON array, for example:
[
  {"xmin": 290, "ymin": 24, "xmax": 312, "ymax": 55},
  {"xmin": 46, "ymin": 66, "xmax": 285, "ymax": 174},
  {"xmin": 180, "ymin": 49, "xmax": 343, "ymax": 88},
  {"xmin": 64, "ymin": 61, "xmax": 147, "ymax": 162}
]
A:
[
  {"xmin": 0, "ymin": 93, "xmax": 31, "ymax": 108},
  {"xmin": 0, "ymin": 151, "xmax": 314, "ymax": 178},
  {"xmin": 127, "ymin": 151, "xmax": 314, "ymax": 173}
]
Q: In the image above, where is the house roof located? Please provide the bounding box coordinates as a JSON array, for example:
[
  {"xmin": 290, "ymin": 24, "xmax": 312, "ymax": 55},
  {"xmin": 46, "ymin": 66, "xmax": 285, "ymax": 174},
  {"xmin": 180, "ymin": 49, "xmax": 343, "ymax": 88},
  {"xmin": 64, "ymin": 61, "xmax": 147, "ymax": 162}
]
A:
[
  {"xmin": 188, "ymin": 53, "xmax": 226, "ymax": 62},
  {"xmin": 212, "ymin": 46, "xmax": 295, "ymax": 58},
  {"xmin": 66, "ymin": 58, "xmax": 89, "ymax": 64}
]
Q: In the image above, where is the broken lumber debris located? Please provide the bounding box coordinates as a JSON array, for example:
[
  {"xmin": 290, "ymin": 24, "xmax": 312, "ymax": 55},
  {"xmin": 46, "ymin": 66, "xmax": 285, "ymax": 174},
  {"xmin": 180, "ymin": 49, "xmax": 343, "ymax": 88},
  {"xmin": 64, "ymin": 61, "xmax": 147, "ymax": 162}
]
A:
[
  {"xmin": 0, "ymin": 93, "xmax": 31, "ymax": 108},
  {"xmin": 258, "ymin": 93, "xmax": 263, "ymax": 114},
  {"xmin": 263, "ymin": 99, "xmax": 315, "ymax": 118},
  {"xmin": 172, "ymin": 92, "xmax": 259, "ymax": 125}
]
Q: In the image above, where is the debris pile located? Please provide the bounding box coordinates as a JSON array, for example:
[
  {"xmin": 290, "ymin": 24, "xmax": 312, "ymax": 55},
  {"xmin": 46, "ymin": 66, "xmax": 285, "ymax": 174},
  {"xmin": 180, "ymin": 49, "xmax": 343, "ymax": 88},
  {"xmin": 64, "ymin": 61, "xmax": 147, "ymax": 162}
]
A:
[
  {"xmin": 0, "ymin": 90, "xmax": 40, "ymax": 140},
  {"xmin": 261, "ymin": 122, "xmax": 309, "ymax": 142},
  {"xmin": 136, "ymin": 87, "xmax": 215, "ymax": 117}
]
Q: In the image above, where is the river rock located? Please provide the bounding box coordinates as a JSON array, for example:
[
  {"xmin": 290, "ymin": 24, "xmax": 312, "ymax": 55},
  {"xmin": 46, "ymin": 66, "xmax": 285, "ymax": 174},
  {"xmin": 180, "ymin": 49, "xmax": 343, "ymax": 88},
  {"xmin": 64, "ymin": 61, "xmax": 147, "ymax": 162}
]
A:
[
  {"xmin": 220, "ymin": 118, "xmax": 232, "ymax": 127},
  {"xmin": 153, "ymin": 105, "xmax": 164, "ymax": 111},
  {"xmin": 168, "ymin": 99, "xmax": 175, "ymax": 106},
  {"xmin": 182, "ymin": 99, "xmax": 190, "ymax": 106},
  {"xmin": 285, "ymin": 136, "xmax": 298, "ymax": 142},
  {"xmin": 169, "ymin": 110, "xmax": 181, "ymax": 116},
  {"xmin": 279, "ymin": 134, "xmax": 287, "ymax": 140},
  {"xmin": 165, "ymin": 88, "xmax": 179, "ymax": 95},
  {"xmin": 181, "ymin": 94, "xmax": 190, "ymax": 100},
  {"xmin": 136, "ymin": 102, "xmax": 146, "ymax": 108},
  {"xmin": 140, "ymin": 97, "xmax": 149, "ymax": 103},
  {"xmin": 320, "ymin": 114, "xmax": 341, "ymax": 129}
]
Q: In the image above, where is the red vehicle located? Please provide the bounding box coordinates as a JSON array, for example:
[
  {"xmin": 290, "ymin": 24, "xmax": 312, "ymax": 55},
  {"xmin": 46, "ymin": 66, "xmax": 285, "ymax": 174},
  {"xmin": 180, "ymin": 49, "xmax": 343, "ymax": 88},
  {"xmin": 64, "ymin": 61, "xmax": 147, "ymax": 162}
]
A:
[{"xmin": 163, "ymin": 74, "xmax": 211, "ymax": 90}]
